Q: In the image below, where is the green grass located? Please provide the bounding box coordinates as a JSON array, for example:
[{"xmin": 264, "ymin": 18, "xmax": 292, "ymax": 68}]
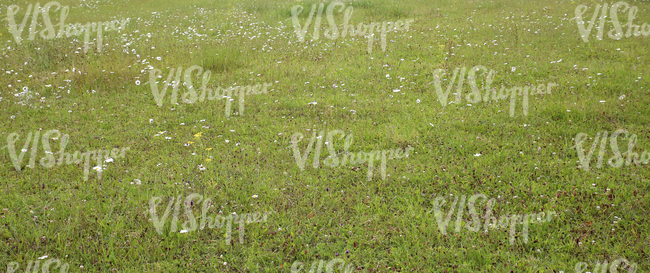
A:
[{"xmin": 0, "ymin": 0, "xmax": 649, "ymax": 272}]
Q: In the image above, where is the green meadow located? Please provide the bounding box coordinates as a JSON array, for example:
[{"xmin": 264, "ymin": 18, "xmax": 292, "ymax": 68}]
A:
[{"xmin": 1, "ymin": 0, "xmax": 649, "ymax": 271}]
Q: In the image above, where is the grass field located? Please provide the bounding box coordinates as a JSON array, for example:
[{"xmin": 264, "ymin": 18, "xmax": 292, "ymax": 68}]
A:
[{"xmin": 1, "ymin": 0, "xmax": 649, "ymax": 272}]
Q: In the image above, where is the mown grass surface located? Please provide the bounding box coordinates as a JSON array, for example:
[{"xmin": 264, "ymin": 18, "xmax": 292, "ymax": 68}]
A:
[{"xmin": 0, "ymin": 0, "xmax": 649, "ymax": 272}]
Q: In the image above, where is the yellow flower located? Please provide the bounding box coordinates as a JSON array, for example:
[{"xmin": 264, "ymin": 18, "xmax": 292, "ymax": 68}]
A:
[
  {"xmin": 205, "ymin": 148, "xmax": 212, "ymax": 151},
  {"xmin": 206, "ymin": 158, "xmax": 212, "ymax": 162},
  {"xmin": 187, "ymin": 141, "xmax": 195, "ymax": 144},
  {"xmin": 194, "ymin": 132, "xmax": 203, "ymax": 138}
]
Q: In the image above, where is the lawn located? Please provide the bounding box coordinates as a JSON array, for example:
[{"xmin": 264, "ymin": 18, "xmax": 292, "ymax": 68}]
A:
[{"xmin": 0, "ymin": 0, "xmax": 649, "ymax": 272}]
